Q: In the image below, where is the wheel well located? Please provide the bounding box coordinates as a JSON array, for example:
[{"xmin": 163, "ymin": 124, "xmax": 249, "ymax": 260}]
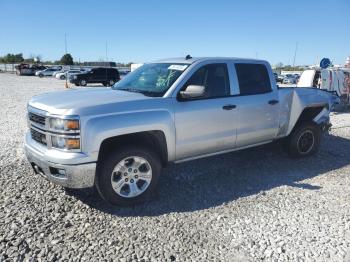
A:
[
  {"xmin": 294, "ymin": 106, "xmax": 325, "ymax": 128},
  {"xmin": 97, "ymin": 131, "xmax": 168, "ymax": 167}
]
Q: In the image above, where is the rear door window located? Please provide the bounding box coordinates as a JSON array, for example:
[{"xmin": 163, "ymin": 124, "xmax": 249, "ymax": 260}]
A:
[{"xmin": 235, "ymin": 63, "xmax": 272, "ymax": 95}]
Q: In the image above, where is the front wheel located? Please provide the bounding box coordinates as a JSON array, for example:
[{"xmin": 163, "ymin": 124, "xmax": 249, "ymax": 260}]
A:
[
  {"xmin": 95, "ymin": 146, "xmax": 162, "ymax": 206},
  {"xmin": 60, "ymin": 75, "xmax": 66, "ymax": 80},
  {"xmin": 285, "ymin": 121, "xmax": 321, "ymax": 158}
]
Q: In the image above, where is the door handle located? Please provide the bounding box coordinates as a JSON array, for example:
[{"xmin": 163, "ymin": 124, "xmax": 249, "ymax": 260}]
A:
[
  {"xmin": 222, "ymin": 104, "xmax": 237, "ymax": 110},
  {"xmin": 268, "ymin": 99, "xmax": 279, "ymax": 105}
]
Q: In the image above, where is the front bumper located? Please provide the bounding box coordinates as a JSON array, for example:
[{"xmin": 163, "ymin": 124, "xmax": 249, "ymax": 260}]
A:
[{"xmin": 25, "ymin": 134, "xmax": 96, "ymax": 189}]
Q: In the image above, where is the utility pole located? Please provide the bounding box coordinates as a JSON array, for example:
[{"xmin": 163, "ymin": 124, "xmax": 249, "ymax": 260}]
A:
[
  {"xmin": 64, "ymin": 33, "xmax": 68, "ymax": 89},
  {"xmin": 105, "ymin": 42, "xmax": 108, "ymax": 83},
  {"xmin": 292, "ymin": 42, "xmax": 298, "ymax": 67},
  {"xmin": 64, "ymin": 33, "xmax": 68, "ymax": 54},
  {"xmin": 105, "ymin": 42, "xmax": 108, "ymax": 63}
]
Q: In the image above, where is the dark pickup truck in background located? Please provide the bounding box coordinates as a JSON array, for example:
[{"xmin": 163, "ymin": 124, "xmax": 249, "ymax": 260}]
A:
[{"xmin": 69, "ymin": 67, "xmax": 120, "ymax": 86}]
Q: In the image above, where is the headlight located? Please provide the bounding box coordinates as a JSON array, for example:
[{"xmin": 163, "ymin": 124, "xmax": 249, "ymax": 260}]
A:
[
  {"xmin": 49, "ymin": 118, "xmax": 79, "ymax": 131},
  {"xmin": 51, "ymin": 136, "xmax": 80, "ymax": 150}
]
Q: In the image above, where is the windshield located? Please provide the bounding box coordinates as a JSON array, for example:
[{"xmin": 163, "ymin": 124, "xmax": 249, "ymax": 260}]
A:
[{"xmin": 112, "ymin": 63, "xmax": 189, "ymax": 97}]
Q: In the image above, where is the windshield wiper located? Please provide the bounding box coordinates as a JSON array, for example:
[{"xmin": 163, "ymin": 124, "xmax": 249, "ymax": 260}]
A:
[{"xmin": 117, "ymin": 88, "xmax": 162, "ymax": 97}]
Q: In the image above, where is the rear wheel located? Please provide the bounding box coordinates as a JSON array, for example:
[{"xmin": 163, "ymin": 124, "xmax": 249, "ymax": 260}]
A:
[
  {"xmin": 285, "ymin": 121, "xmax": 321, "ymax": 158},
  {"xmin": 108, "ymin": 79, "xmax": 115, "ymax": 86},
  {"xmin": 95, "ymin": 146, "xmax": 161, "ymax": 206},
  {"xmin": 60, "ymin": 75, "xmax": 66, "ymax": 80},
  {"xmin": 79, "ymin": 79, "xmax": 87, "ymax": 86}
]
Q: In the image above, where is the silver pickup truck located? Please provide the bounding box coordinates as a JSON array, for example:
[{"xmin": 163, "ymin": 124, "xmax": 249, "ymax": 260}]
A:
[{"xmin": 25, "ymin": 57, "xmax": 337, "ymax": 205}]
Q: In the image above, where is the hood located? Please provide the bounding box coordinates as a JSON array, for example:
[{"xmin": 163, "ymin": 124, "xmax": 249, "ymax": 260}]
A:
[{"xmin": 29, "ymin": 88, "xmax": 150, "ymax": 115}]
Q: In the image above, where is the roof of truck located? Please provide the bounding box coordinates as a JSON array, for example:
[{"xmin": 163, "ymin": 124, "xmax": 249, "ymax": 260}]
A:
[{"xmin": 153, "ymin": 56, "xmax": 268, "ymax": 64}]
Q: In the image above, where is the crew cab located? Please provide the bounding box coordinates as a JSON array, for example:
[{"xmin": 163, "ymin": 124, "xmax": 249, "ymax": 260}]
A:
[
  {"xmin": 25, "ymin": 57, "xmax": 338, "ymax": 205},
  {"xmin": 69, "ymin": 67, "xmax": 120, "ymax": 87}
]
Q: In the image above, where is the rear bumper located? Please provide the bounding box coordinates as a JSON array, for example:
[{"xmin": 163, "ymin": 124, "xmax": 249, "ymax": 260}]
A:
[{"xmin": 25, "ymin": 135, "xmax": 96, "ymax": 189}]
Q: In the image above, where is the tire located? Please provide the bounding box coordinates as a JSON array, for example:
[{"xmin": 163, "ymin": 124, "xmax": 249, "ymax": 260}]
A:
[
  {"xmin": 74, "ymin": 83, "xmax": 80, "ymax": 86},
  {"xmin": 60, "ymin": 75, "xmax": 66, "ymax": 80},
  {"xmin": 39, "ymin": 74, "xmax": 44, "ymax": 78},
  {"xmin": 285, "ymin": 121, "xmax": 321, "ymax": 158},
  {"xmin": 79, "ymin": 79, "xmax": 87, "ymax": 86},
  {"xmin": 102, "ymin": 82, "xmax": 108, "ymax": 87},
  {"xmin": 108, "ymin": 79, "xmax": 115, "ymax": 86},
  {"xmin": 95, "ymin": 145, "xmax": 162, "ymax": 206}
]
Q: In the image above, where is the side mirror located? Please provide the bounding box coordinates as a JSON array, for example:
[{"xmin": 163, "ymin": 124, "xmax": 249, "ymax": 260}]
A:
[{"xmin": 179, "ymin": 85, "xmax": 205, "ymax": 99}]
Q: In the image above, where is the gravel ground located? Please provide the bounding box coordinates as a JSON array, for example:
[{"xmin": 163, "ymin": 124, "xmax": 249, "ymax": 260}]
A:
[{"xmin": 0, "ymin": 73, "xmax": 350, "ymax": 262}]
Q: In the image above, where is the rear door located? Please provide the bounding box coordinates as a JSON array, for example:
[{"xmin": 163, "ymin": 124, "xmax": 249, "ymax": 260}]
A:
[
  {"xmin": 86, "ymin": 69, "xmax": 96, "ymax": 82},
  {"xmin": 231, "ymin": 62, "xmax": 280, "ymax": 148},
  {"xmin": 93, "ymin": 68, "xmax": 105, "ymax": 82}
]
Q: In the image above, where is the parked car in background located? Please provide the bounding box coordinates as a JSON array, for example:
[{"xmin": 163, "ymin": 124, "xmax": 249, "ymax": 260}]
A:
[
  {"xmin": 69, "ymin": 67, "xmax": 120, "ymax": 86},
  {"xmin": 53, "ymin": 69, "xmax": 67, "ymax": 78},
  {"xmin": 277, "ymin": 75, "xmax": 284, "ymax": 83},
  {"xmin": 283, "ymin": 74, "xmax": 297, "ymax": 84},
  {"xmin": 16, "ymin": 64, "xmax": 47, "ymax": 76},
  {"xmin": 294, "ymin": 74, "xmax": 300, "ymax": 82},
  {"xmin": 273, "ymin": 73, "xmax": 284, "ymax": 83},
  {"xmin": 25, "ymin": 56, "xmax": 338, "ymax": 206},
  {"xmin": 56, "ymin": 69, "xmax": 86, "ymax": 80},
  {"xmin": 35, "ymin": 67, "xmax": 62, "ymax": 78}
]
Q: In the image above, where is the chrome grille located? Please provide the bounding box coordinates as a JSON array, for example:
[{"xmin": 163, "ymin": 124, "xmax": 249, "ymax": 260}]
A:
[
  {"xmin": 30, "ymin": 128, "xmax": 47, "ymax": 145},
  {"xmin": 29, "ymin": 112, "xmax": 46, "ymax": 126}
]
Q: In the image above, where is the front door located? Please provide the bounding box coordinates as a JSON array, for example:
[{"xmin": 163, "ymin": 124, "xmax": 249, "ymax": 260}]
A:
[{"xmin": 174, "ymin": 63, "xmax": 237, "ymax": 160}]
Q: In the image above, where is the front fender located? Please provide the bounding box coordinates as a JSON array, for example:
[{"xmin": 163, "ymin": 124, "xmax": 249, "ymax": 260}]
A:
[{"xmin": 82, "ymin": 110, "xmax": 176, "ymax": 162}]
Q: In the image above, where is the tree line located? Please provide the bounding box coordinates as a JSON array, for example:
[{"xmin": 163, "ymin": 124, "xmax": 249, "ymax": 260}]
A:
[
  {"xmin": 0, "ymin": 53, "xmax": 74, "ymax": 65},
  {"xmin": 274, "ymin": 62, "xmax": 306, "ymax": 71},
  {"xmin": 0, "ymin": 53, "xmax": 132, "ymax": 67}
]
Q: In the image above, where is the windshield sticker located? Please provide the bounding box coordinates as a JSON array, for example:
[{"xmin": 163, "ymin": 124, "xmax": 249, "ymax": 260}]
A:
[{"xmin": 168, "ymin": 65, "xmax": 188, "ymax": 71}]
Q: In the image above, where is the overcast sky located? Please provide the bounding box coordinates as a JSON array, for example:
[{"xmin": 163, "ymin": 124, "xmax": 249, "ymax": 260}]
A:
[{"xmin": 1, "ymin": 0, "xmax": 349, "ymax": 65}]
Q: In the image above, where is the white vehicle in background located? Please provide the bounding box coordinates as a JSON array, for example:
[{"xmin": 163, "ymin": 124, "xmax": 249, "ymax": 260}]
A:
[
  {"xmin": 35, "ymin": 68, "xmax": 62, "ymax": 78},
  {"xmin": 297, "ymin": 68, "xmax": 350, "ymax": 108},
  {"xmin": 55, "ymin": 69, "xmax": 85, "ymax": 80},
  {"xmin": 53, "ymin": 69, "xmax": 67, "ymax": 78}
]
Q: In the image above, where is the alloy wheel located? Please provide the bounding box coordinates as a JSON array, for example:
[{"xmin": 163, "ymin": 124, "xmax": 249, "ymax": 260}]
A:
[{"xmin": 110, "ymin": 156, "xmax": 152, "ymax": 198}]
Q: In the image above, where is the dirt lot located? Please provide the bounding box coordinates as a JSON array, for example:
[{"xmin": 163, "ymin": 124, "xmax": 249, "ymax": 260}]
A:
[{"xmin": 0, "ymin": 73, "xmax": 350, "ymax": 261}]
